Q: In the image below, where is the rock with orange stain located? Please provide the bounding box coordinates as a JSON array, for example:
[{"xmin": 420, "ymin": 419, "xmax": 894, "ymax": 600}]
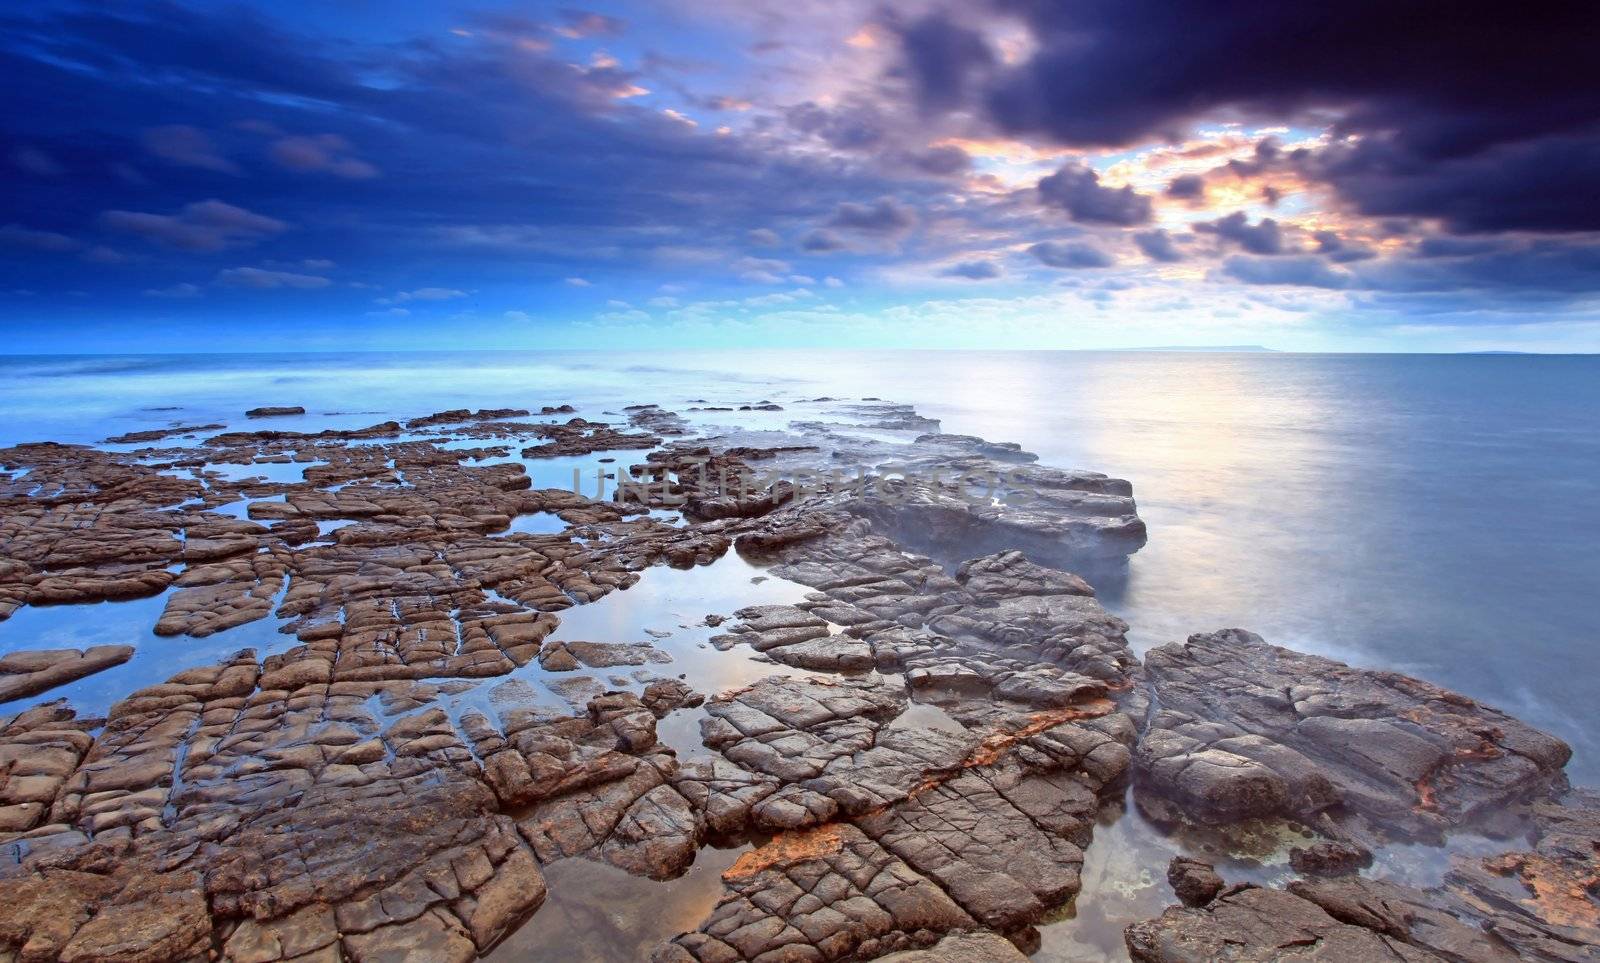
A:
[
  {"xmin": 1438, "ymin": 788, "xmax": 1600, "ymax": 958},
  {"xmin": 652, "ymin": 823, "xmax": 974, "ymax": 962},
  {"xmin": 1137, "ymin": 629, "xmax": 1571, "ymax": 837}
]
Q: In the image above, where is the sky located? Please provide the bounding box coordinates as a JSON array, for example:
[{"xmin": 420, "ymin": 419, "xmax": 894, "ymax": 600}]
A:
[{"xmin": 2, "ymin": 0, "xmax": 1598, "ymax": 353}]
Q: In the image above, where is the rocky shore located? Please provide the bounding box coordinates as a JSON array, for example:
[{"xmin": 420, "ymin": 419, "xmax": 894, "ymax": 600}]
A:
[{"xmin": 0, "ymin": 398, "xmax": 1590, "ymax": 962}]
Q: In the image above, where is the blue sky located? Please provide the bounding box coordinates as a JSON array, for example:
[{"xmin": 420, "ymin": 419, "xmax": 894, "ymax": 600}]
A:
[{"xmin": 2, "ymin": 0, "xmax": 1598, "ymax": 353}]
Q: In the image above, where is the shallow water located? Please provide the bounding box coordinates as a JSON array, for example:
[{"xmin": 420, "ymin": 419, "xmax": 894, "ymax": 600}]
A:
[
  {"xmin": 1, "ymin": 349, "xmax": 1595, "ymax": 959},
  {"xmin": 484, "ymin": 843, "xmax": 749, "ymax": 963}
]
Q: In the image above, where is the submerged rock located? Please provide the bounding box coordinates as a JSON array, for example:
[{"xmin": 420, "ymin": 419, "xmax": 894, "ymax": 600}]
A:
[{"xmin": 1127, "ymin": 789, "xmax": 1600, "ymax": 962}]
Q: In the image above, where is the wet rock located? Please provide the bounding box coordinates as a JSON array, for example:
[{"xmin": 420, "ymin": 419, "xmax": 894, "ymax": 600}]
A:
[
  {"xmin": 651, "ymin": 824, "xmax": 975, "ymax": 962},
  {"xmin": 1287, "ymin": 876, "xmax": 1518, "ymax": 961},
  {"xmin": 640, "ymin": 679, "xmax": 703, "ymax": 716},
  {"xmin": 1289, "ymin": 841, "xmax": 1373, "ymax": 877},
  {"xmin": 104, "ymin": 423, "xmax": 225, "ymax": 444},
  {"xmin": 0, "ymin": 645, "xmax": 134, "ymax": 702},
  {"xmin": 625, "ymin": 405, "xmax": 691, "ymax": 438},
  {"xmin": 246, "ymin": 406, "xmax": 306, "ymax": 417},
  {"xmin": 1431, "ymin": 788, "xmax": 1600, "ymax": 959},
  {"xmin": 541, "ymin": 640, "xmax": 672, "ymax": 669},
  {"xmin": 876, "ymin": 930, "xmax": 1031, "ymax": 961},
  {"xmin": 521, "ymin": 417, "xmax": 660, "ymax": 458},
  {"xmin": 0, "ymin": 701, "xmax": 97, "ymax": 833},
  {"xmin": 1126, "ymin": 883, "xmax": 1447, "ymax": 962},
  {"xmin": 1137, "ymin": 629, "xmax": 1571, "ymax": 837},
  {"xmin": 713, "ymin": 604, "xmax": 876, "ymax": 671},
  {"xmin": 1167, "ymin": 856, "xmax": 1225, "ymax": 906},
  {"xmin": 1130, "ymin": 791, "xmax": 1600, "ymax": 962},
  {"xmin": 853, "ymin": 751, "xmax": 1106, "ymax": 931},
  {"xmin": 405, "ymin": 408, "xmax": 530, "ymax": 428},
  {"xmin": 0, "ymin": 398, "xmax": 1163, "ymax": 961}
]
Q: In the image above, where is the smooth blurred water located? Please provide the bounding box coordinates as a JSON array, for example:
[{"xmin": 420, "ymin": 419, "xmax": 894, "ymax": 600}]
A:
[{"xmin": 2, "ymin": 349, "xmax": 1597, "ymax": 780}]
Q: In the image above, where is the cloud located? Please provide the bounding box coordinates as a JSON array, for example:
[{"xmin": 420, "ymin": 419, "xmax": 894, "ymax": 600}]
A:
[
  {"xmin": 948, "ymin": 1, "xmax": 1600, "ymax": 235},
  {"xmin": 143, "ymin": 282, "xmax": 203, "ymax": 299},
  {"xmin": 384, "ymin": 287, "xmax": 468, "ymax": 303},
  {"xmin": 801, "ymin": 229, "xmax": 848, "ymax": 252},
  {"xmin": 270, "ymin": 134, "xmax": 379, "ymax": 178},
  {"xmin": 1314, "ymin": 230, "xmax": 1376, "ymax": 263},
  {"xmin": 1133, "ymin": 229, "xmax": 1183, "ymax": 263},
  {"xmin": 1029, "ymin": 241, "xmax": 1113, "ymax": 269},
  {"xmin": 909, "ymin": 145, "xmax": 971, "ymax": 176},
  {"xmin": 1166, "ymin": 173, "xmax": 1205, "ymax": 200},
  {"xmin": 747, "ymin": 228, "xmax": 781, "ymax": 247},
  {"xmin": 565, "ymin": 277, "xmax": 591, "ymax": 287},
  {"xmin": 941, "ymin": 259, "xmax": 1002, "ymax": 279},
  {"xmin": 1196, "ymin": 212, "xmax": 1284, "ymax": 255},
  {"xmin": 1355, "ymin": 238, "xmax": 1600, "ymax": 298},
  {"xmin": 825, "ymin": 197, "xmax": 918, "ymax": 236},
  {"xmin": 101, "ymin": 200, "xmax": 286, "ymax": 252},
  {"xmin": 81, "ymin": 245, "xmax": 128, "ymax": 264},
  {"xmin": 1222, "ymin": 255, "xmax": 1349, "ymax": 289},
  {"xmin": 216, "ymin": 266, "xmax": 331, "ymax": 289},
  {"xmin": 1037, "ymin": 164, "xmax": 1151, "ymax": 225},
  {"xmin": 896, "ymin": 14, "xmax": 993, "ymax": 113},
  {"xmin": 733, "ymin": 256, "xmax": 791, "ymax": 284},
  {"xmin": 556, "ymin": 9, "xmax": 625, "ymax": 39},
  {"xmin": 786, "ymin": 101, "xmax": 887, "ymax": 150},
  {"xmin": 974, "ymin": 1, "xmax": 1597, "ymax": 151},
  {"xmin": 1305, "ymin": 133, "xmax": 1600, "ymax": 233},
  {"xmin": 10, "ymin": 146, "xmax": 62, "ymax": 177},
  {"xmin": 142, "ymin": 125, "xmax": 238, "ymax": 174},
  {"xmin": 0, "ymin": 224, "xmax": 76, "ymax": 252}
]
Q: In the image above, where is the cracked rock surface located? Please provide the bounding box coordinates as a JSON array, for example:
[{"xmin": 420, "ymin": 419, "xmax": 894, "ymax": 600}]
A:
[{"xmin": 0, "ymin": 398, "xmax": 1591, "ymax": 963}]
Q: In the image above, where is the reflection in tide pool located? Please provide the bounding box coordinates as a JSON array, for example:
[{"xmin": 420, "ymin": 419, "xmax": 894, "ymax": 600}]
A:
[
  {"xmin": 525, "ymin": 550, "xmax": 824, "ymax": 703},
  {"xmin": 0, "ymin": 591, "xmax": 298, "ymax": 718},
  {"xmin": 485, "ymin": 843, "xmax": 748, "ymax": 962},
  {"xmin": 497, "ymin": 512, "xmax": 567, "ymax": 536}
]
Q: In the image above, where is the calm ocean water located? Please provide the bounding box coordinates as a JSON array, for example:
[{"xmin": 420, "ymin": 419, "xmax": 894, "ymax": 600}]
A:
[{"xmin": 3, "ymin": 349, "xmax": 1598, "ymax": 781}]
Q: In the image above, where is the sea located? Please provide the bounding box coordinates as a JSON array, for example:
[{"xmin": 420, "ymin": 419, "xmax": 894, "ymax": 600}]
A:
[{"xmin": 2, "ymin": 348, "xmax": 1596, "ymax": 959}]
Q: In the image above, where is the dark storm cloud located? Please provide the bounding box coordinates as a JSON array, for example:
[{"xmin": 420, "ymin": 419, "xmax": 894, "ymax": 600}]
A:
[
  {"xmin": 905, "ymin": 0, "xmax": 1600, "ymax": 235},
  {"xmin": 896, "ymin": 14, "xmax": 993, "ymax": 113},
  {"xmin": 1028, "ymin": 241, "xmax": 1112, "ymax": 269},
  {"xmin": 1355, "ymin": 239, "xmax": 1600, "ymax": 298},
  {"xmin": 1306, "ymin": 134, "xmax": 1600, "ymax": 233},
  {"xmin": 1036, "ymin": 163, "xmax": 1151, "ymax": 226},
  {"xmin": 980, "ymin": 0, "xmax": 1598, "ymax": 153}
]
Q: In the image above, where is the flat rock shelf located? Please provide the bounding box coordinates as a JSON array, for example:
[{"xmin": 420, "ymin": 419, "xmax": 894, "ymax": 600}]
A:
[{"xmin": 0, "ymin": 397, "xmax": 1589, "ymax": 963}]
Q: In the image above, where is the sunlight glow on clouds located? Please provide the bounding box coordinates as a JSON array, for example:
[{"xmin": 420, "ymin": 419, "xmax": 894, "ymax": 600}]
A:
[{"xmin": 1, "ymin": 0, "xmax": 1597, "ymax": 352}]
